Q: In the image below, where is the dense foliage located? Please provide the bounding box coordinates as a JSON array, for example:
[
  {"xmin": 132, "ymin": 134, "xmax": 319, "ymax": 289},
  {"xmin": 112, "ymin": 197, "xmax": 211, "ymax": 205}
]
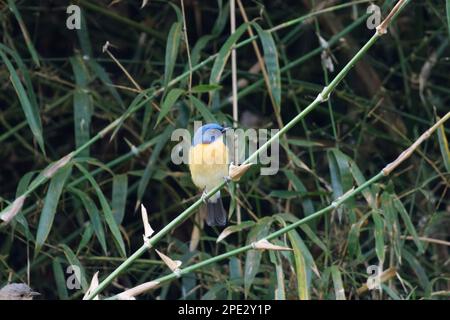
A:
[{"xmin": 0, "ymin": 0, "xmax": 449, "ymax": 300}]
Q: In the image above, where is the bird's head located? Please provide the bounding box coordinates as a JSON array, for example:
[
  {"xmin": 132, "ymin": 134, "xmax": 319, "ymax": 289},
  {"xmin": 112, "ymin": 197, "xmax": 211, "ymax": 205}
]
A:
[
  {"xmin": 192, "ymin": 123, "xmax": 230, "ymax": 146},
  {"xmin": 0, "ymin": 283, "xmax": 40, "ymax": 300}
]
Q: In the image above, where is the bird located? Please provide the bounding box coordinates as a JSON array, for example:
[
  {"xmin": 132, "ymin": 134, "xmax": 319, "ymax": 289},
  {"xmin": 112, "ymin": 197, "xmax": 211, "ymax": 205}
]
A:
[
  {"xmin": 0, "ymin": 283, "xmax": 40, "ymax": 300},
  {"xmin": 189, "ymin": 123, "xmax": 230, "ymax": 227}
]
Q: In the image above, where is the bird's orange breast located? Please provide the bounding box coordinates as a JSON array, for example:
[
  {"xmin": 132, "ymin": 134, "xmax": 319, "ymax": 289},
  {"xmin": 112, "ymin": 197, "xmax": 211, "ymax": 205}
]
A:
[{"xmin": 189, "ymin": 139, "xmax": 229, "ymax": 191}]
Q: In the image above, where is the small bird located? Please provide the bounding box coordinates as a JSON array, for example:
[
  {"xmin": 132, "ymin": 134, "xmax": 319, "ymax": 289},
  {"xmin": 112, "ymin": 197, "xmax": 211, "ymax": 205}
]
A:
[
  {"xmin": 0, "ymin": 283, "xmax": 40, "ymax": 300},
  {"xmin": 189, "ymin": 123, "xmax": 230, "ymax": 227}
]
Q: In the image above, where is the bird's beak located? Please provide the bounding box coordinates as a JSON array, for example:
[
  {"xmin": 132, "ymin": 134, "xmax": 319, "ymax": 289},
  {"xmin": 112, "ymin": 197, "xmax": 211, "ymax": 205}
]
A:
[
  {"xmin": 30, "ymin": 291, "xmax": 41, "ymax": 296},
  {"xmin": 221, "ymin": 127, "xmax": 231, "ymax": 133}
]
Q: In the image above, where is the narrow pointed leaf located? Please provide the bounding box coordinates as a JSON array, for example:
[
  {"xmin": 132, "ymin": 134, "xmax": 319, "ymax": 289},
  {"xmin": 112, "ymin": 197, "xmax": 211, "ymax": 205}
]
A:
[{"xmin": 35, "ymin": 163, "xmax": 73, "ymax": 255}]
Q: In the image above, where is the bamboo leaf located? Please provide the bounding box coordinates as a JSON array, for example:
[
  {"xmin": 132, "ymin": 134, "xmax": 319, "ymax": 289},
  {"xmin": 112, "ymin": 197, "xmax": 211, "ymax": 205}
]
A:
[
  {"xmin": 371, "ymin": 209, "xmax": 385, "ymax": 263},
  {"xmin": 189, "ymin": 95, "xmax": 217, "ymax": 123},
  {"xmin": 283, "ymin": 170, "xmax": 314, "ymax": 215},
  {"xmin": 217, "ymin": 221, "xmax": 255, "ymax": 243},
  {"xmin": 77, "ymin": 223, "xmax": 94, "ymax": 253},
  {"xmin": 209, "ymin": 23, "xmax": 248, "ymax": 86},
  {"xmin": 75, "ymin": 164, "xmax": 127, "ymax": 257},
  {"xmin": 330, "ymin": 265, "xmax": 346, "ymax": 300},
  {"xmin": 0, "ymin": 47, "xmax": 45, "ymax": 153},
  {"xmin": 392, "ymin": 196, "xmax": 425, "ymax": 254},
  {"xmin": 52, "ymin": 259, "xmax": 69, "ymax": 300},
  {"xmin": 70, "ymin": 188, "xmax": 108, "ymax": 254},
  {"xmin": 253, "ymin": 23, "xmax": 281, "ymax": 108},
  {"xmin": 35, "ymin": 163, "xmax": 73, "ymax": 255},
  {"xmin": 112, "ymin": 174, "xmax": 128, "ymax": 225},
  {"xmin": 163, "ymin": 22, "xmax": 182, "ymax": 92},
  {"xmin": 191, "ymin": 84, "xmax": 222, "ymax": 93},
  {"xmin": 70, "ymin": 56, "xmax": 93, "ymax": 157},
  {"xmin": 244, "ymin": 217, "xmax": 273, "ymax": 297},
  {"xmin": 7, "ymin": 0, "xmax": 40, "ymax": 66},
  {"xmin": 437, "ymin": 120, "xmax": 450, "ymax": 172},
  {"xmin": 156, "ymin": 88, "xmax": 184, "ymax": 126},
  {"xmin": 348, "ymin": 158, "xmax": 377, "ymax": 208},
  {"xmin": 269, "ymin": 251, "xmax": 286, "ymax": 300},
  {"xmin": 137, "ymin": 126, "xmax": 173, "ymax": 205},
  {"xmin": 447, "ymin": 0, "xmax": 450, "ymax": 37},
  {"xmin": 287, "ymin": 231, "xmax": 309, "ymax": 300},
  {"xmin": 60, "ymin": 244, "xmax": 88, "ymax": 291}
]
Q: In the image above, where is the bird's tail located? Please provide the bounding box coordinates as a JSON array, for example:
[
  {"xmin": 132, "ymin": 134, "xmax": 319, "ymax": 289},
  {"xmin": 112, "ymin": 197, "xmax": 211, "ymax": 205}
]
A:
[{"xmin": 205, "ymin": 197, "xmax": 227, "ymax": 227}]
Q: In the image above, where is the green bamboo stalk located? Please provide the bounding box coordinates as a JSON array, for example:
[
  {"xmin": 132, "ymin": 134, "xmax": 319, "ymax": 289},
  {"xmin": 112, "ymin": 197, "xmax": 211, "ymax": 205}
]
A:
[{"xmin": 84, "ymin": 0, "xmax": 413, "ymax": 300}]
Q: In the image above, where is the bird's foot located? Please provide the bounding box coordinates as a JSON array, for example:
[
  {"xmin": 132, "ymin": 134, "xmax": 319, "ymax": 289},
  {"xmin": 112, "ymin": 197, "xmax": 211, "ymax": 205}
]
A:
[
  {"xmin": 223, "ymin": 175, "xmax": 232, "ymax": 185},
  {"xmin": 201, "ymin": 190, "xmax": 208, "ymax": 204}
]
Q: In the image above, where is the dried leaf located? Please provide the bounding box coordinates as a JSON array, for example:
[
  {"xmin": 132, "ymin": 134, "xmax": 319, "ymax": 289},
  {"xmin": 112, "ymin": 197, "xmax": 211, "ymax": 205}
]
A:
[
  {"xmin": 117, "ymin": 281, "xmax": 160, "ymax": 299},
  {"xmin": 141, "ymin": 204, "xmax": 154, "ymax": 239},
  {"xmin": 43, "ymin": 153, "xmax": 73, "ymax": 178},
  {"xmin": 155, "ymin": 249, "xmax": 182, "ymax": 272},
  {"xmin": 229, "ymin": 163, "xmax": 253, "ymax": 181},
  {"xmin": 83, "ymin": 271, "xmax": 99, "ymax": 300},
  {"xmin": 252, "ymin": 239, "xmax": 292, "ymax": 251},
  {"xmin": 0, "ymin": 195, "xmax": 26, "ymax": 223}
]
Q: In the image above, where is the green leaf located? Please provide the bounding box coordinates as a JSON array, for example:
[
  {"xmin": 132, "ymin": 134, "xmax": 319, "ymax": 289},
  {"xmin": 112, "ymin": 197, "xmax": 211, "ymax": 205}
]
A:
[
  {"xmin": 253, "ymin": 23, "xmax": 281, "ymax": 108},
  {"xmin": 111, "ymin": 87, "xmax": 155, "ymax": 139},
  {"xmin": 381, "ymin": 192, "xmax": 402, "ymax": 261},
  {"xmin": 209, "ymin": 23, "xmax": 248, "ymax": 86},
  {"xmin": 244, "ymin": 217, "xmax": 273, "ymax": 297},
  {"xmin": 191, "ymin": 84, "xmax": 222, "ymax": 93},
  {"xmin": 0, "ymin": 46, "xmax": 45, "ymax": 153},
  {"xmin": 70, "ymin": 56, "xmax": 93, "ymax": 158},
  {"xmin": 13, "ymin": 171, "xmax": 35, "ymax": 240},
  {"xmin": 287, "ymin": 231, "xmax": 309, "ymax": 300},
  {"xmin": 347, "ymin": 212, "xmax": 371, "ymax": 261},
  {"xmin": 274, "ymin": 213, "xmax": 327, "ymax": 259},
  {"xmin": 217, "ymin": 221, "xmax": 256, "ymax": 243},
  {"xmin": 137, "ymin": 126, "xmax": 173, "ymax": 204},
  {"xmin": 60, "ymin": 244, "xmax": 88, "ymax": 291},
  {"xmin": 77, "ymin": 223, "xmax": 94, "ymax": 253},
  {"xmin": 371, "ymin": 209, "xmax": 385, "ymax": 263},
  {"xmin": 35, "ymin": 163, "xmax": 73, "ymax": 255},
  {"xmin": 52, "ymin": 259, "xmax": 69, "ymax": 300},
  {"xmin": 328, "ymin": 149, "xmax": 355, "ymax": 221},
  {"xmin": 330, "ymin": 265, "xmax": 346, "ymax": 300},
  {"xmin": 348, "ymin": 157, "xmax": 376, "ymax": 208},
  {"xmin": 7, "ymin": 0, "xmax": 40, "ymax": 66},
  {"xmin": 156, "ymin": 88, "xmax": 184, "ymax": 126},
  {"xmin": 283, "ymin": 170, "xmax": 314, "ymax": 215},
  {"xmin": 70, "ymin": 188, "xmax": 108, "ymax": 254},
  {"xmin": 392, "ymin": 196, "xmax": 425, "ymax": 254},
  {"xmin": 112, "ymin": 174, "xmax": 128, "ymax": 225},
  {"xmin": 402, "ymin": 248, "xmax": 430, "ymax": 291},
  {"xmin": 163, "ymin": 22, "xmax": 182, "ymax": 91},
  {"xmin": 447, "ymin": 0, "xmax": 450, "ymax": 37},
  {"xmin": 88, "ymin": 60, "xmax": 125, "ymax": 109},
  {"xmin": 75, "ymin": 163, "xmax": 127, "ymax": 257},
  {"xmin": 268, "ymin": 190, "xmax": 299, "ymax": 199},
  {"xmin": 269, "ymin": 251, "xmax": 286, "ymax": 300},
  {"xmin": 437, "ymin": 120, "xmax": 450, "ymax": 172},
  {"xmin": 189, "ymin": 95, "xmax": 217, "ymax": 123},
  {"xmin": 76, "ymin": 7, "xmax": 93, "ymax": 57}
]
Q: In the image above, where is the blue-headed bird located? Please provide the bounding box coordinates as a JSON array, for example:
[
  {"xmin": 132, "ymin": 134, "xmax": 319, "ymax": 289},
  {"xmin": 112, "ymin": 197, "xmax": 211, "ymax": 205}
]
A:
[{"xmin": 189, "ymin": 123, "xmax": 230, "ymax": 226}]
